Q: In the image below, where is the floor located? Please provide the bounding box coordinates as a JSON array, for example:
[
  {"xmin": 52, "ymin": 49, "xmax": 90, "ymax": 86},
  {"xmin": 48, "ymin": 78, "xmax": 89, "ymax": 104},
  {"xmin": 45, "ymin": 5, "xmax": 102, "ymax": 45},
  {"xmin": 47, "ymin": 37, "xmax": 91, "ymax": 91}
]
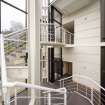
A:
[
  {"xmin": 10, "ymin": 89, "xmax": 30, "ymax": 105},
  {"xmin": 68, "ymin": 92, "xmax": 92, "ymax": 105}
]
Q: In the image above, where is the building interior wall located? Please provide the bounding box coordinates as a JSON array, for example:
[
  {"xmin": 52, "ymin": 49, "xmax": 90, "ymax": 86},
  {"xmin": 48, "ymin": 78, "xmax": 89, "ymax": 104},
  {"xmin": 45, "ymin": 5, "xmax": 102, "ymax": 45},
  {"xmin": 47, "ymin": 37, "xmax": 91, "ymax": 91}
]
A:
[{"xmin": 62, "ymin": 0, "xmax": 101, "ymax": 89}]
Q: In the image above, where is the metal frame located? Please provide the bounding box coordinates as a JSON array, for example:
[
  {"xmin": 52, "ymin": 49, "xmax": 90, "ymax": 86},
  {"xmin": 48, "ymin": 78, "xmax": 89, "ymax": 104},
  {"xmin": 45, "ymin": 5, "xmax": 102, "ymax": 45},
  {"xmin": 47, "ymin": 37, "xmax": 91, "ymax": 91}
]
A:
[
  {"xmin": 0, "ymin": 0, "xmax": 1, "ymax": 34},
  {"xmin": 0, "ymin": 33, "xmax": 67, "ymax": 104},
  {"xmin": 1, "ymin": 0, "xmax": 28, "ymax": 14},
  {"xmin": 0, "ymin": 0, "xmax": 28, "ymax": 34}
]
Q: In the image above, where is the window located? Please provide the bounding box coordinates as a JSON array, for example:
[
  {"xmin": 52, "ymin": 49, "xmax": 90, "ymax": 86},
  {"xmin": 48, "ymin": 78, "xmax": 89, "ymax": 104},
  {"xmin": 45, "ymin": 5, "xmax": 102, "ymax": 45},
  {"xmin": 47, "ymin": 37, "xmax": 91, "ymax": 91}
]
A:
[
  {"xmin": 1, "ymin": 2, "xmax": 26, "ymax": 34},
  {"xmin": 0, "ymin": 0, "xmax": 28, "ymax": 66},
  {"xmin": 4, "ymin": 0, "xmax": 26, "ymax": 11},
  {"xmin": 50, "ymin": 0, "xmax": 54, "ymax": 3},
  {"xmin": 0, "ymin": 0, "xmax": 27, "ymax": 34}
]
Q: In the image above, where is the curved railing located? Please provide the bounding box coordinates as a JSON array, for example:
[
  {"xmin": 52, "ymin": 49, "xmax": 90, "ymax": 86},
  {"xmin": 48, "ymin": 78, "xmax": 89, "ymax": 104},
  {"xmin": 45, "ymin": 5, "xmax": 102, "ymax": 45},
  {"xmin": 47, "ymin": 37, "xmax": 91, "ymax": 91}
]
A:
[
  {"xmin": 3, "ymin": 81, "xmax": 67, "ymax": 105},
  {"xmin": 1, "ymin": 33, "xmax": 67, "ymax": 105},
  {"xmin": 59, "ymin": 74, "xmax": 105, "ymax": 105}
]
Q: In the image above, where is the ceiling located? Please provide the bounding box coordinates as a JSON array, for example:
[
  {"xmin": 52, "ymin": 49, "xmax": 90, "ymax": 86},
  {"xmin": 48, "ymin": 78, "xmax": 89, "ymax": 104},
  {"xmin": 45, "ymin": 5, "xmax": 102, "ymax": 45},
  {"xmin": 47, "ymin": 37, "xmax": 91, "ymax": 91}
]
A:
[
  {"xmin": 63, "ymin": 21, "xmax": 74, "ymax": 33},
  {"xmin": 52, "ymin": 0, "xmax": 97, "ymax": 16}
]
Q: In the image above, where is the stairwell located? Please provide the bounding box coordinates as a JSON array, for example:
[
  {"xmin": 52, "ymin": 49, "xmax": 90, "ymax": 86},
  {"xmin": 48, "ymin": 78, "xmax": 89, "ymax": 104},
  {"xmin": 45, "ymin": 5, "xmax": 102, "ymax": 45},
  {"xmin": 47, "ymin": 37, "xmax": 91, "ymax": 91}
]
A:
[{"xmin": 41, "ymin": 80, "xmax": 93, "ymax": 105}]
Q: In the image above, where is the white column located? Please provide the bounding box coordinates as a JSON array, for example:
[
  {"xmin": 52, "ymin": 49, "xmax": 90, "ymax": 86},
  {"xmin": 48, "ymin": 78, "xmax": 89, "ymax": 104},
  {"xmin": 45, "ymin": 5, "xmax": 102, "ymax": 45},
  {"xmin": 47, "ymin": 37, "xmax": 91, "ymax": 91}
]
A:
[
  {"xmin": 28, "ymin": 0, "xmax": 40, "ymax": 104},
  {"xmin": 0, "ymin": 34, "xmax": 10, "ymax": 105}
]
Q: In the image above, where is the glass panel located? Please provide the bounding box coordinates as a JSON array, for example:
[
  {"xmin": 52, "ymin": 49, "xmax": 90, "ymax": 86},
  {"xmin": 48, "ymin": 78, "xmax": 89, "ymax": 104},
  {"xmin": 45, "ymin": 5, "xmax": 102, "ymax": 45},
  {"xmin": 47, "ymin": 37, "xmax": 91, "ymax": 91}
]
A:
[
  {"xmin": 1, "ymin": 2, "xmax": 26, "ymax": 34},
  {"xmin": 3, "ymin": 0, "xmax": 26, "ymax": 11},
  {"xmin": 54, "ymin": 9, "xmax": 62, "ymax": 23},
  {"xmin": 50, "ymin": 0, "xmax": 54, "ymax": 3}
]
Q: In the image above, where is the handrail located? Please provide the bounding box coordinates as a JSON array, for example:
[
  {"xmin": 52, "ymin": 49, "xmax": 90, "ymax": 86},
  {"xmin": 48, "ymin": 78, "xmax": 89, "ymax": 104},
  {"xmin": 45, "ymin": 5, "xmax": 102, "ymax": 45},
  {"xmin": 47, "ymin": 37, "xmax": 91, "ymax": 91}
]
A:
[
  {"xmin": 4, "ymin": 38, "xmax": 28, "ymax": 42},
  {"xmin": 7, "ymin": 66, "xmax": 28, "ymax": 69},
  {"xmin": 59, "ymin": 74, "xmax": 105, "ymax": 92},
  {"xmin": 5, "ymin": 28, "xmax": 27, "ymax": 38},
  {"xmin": 40, "ymin": 23, "xmax": 73, "ymax": 35},
  {"xmin": 4, "ymin": 82, "xmax": 66, "ymax": 94}
]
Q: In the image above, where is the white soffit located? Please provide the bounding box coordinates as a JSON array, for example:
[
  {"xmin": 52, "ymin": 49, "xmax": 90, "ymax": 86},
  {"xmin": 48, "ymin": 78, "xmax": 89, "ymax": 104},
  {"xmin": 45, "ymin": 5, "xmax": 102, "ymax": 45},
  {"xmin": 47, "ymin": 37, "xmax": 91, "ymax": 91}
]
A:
[{"xmin": 52, "ymin": 0, "xmax": 96, "ymax": 16}]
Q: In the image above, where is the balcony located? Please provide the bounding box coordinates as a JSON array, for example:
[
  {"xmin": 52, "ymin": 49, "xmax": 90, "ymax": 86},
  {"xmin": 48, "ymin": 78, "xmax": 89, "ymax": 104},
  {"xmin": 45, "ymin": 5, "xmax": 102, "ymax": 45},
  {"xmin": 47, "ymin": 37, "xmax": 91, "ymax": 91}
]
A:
[{"xmin": 40, "ymin": 23, "xmax": 74, "ymax": 47}]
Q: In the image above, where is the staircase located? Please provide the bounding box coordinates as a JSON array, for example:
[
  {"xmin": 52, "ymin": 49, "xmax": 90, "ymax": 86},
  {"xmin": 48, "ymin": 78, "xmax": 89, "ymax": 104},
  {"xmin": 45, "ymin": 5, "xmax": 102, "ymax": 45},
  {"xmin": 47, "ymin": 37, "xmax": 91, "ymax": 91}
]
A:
[
  {"xmin": 4, "ymin": 28, "xmax": 28, "ymax": 66},
  {"xmin": 58, "ymin": 75, "xmax": 105, "ymax": 105},
  {"xmin": 41, "ymin": 80, "xmax": 93, "ymax": 105},
  {"xmin": 0, "ymin": 30, "xmax": 28, "ymax": 104}
]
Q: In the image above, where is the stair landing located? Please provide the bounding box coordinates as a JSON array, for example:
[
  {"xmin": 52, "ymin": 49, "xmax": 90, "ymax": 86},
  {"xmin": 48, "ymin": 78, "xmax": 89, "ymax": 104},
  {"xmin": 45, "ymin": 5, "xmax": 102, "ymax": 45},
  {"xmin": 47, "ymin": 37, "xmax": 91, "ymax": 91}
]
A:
[{"xmin": 68, "ymin": 92, "xmax": 92, "ymax": 105}]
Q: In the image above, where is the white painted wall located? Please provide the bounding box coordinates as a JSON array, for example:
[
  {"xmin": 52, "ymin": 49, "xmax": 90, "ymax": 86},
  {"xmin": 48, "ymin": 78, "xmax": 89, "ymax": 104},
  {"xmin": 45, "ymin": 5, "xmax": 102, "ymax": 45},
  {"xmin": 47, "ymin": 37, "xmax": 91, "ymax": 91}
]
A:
[
  {"xmin": 7, "ymin": 66, "xmax": 28, "ymax": 80},
  {"xmin": 62, "ymin": 0, "xmax": 101, "ymax": 89}
]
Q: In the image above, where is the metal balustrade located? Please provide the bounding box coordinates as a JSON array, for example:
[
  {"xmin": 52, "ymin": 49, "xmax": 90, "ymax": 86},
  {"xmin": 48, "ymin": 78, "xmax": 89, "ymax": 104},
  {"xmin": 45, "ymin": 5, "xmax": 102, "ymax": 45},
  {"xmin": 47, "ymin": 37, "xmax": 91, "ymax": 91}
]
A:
[
  {"xmin": 3, "ymin": 29, "xmax": 28, "ymax": 66},
  {"xmin": 4, "ymin": 82, "xmax": 67, "ymax": 105},
  {"xmin": 59, "ymin": 74, "xmax": 105, "ymax": 105},
  {"xmin": 1, "ymin": 33, "xmax": 67, "ymax": 105},
  {"xmin": 65, "ymin": 31, "xmax": 74, "ymax": 44},
  {"xmin": 40, "ymin": 23, "xmax": 74, "ymax": 46}
]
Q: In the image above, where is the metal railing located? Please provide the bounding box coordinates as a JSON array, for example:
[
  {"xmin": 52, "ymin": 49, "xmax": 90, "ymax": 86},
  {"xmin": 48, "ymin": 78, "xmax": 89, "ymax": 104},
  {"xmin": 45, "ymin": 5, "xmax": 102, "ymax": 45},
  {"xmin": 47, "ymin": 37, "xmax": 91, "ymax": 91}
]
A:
[
  {"xmin": 65, "ymin": 31, "xmax": 74, "ymax": 44},
  {"xmin": 3, "ymin": 28, "xmax": 28, "ymax": 66},
  {"xmin": 4, "ymin": 82, "xmax": 67, "ymax": 105},
  {"xmin": 40, "ymin": 23, "xmax": 74, "ymax": 45},
  {"xmin": 0, "ymin": 33, "xmax": 67, "ymax": 105},
  {"xmin": 59, "ymin": 74, "xmax": 105, "ymax": 105}
]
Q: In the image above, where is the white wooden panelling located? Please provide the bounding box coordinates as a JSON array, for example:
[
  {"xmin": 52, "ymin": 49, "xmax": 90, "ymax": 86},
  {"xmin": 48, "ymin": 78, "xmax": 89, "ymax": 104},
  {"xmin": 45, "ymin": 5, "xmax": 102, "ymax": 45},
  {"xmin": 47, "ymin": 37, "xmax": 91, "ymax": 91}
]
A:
[{"xmin": 62, "ymin": 0, "xmax": 101, "ymax": 87}]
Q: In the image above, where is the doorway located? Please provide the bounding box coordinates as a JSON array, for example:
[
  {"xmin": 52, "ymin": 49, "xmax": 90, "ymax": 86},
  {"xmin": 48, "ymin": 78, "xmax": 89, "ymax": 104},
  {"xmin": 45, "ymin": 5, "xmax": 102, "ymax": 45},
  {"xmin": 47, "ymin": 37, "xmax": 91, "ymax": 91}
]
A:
[
  {"xmin": 63, "ymin": 21, "xmax": 74, "ymax": 44},
  {"xmin": 63, "ymin": 61, "xmax": 72, "ymax": 77}
]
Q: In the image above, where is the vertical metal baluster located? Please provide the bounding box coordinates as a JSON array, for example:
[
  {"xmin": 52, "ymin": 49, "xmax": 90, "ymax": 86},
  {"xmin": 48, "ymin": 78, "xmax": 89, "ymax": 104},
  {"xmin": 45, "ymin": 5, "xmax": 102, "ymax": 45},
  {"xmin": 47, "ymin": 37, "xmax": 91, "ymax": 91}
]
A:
[
  {"xmin": 55, "ymin": 26, "xmax": 56, "ymax": 43},
  {"xmin": 15, "ymin": 88, "xmax": 17, "ymax": 105},
  {"xmin": 86, "ymin": 86, "xmax": 87, "ymax": 97},
  {"xmin": 91, "ymin": 88, "xmax": 93, "ymax": 104},
  {"xmin": 48, "ymin": 92, "xmax": 51, "ymax": 105},
  {"xmin": 64, "ymin": 88, "xmax": 67, "ymax": 105},
  {"xmin": 77, "ymin": 83, "xmax": 78, "ymax": 92}
]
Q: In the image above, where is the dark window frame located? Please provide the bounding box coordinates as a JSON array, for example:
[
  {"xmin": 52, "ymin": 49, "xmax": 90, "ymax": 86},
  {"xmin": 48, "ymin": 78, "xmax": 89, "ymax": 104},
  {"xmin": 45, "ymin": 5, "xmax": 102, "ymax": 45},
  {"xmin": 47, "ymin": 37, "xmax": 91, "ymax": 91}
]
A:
[
  {"xmin": 1, "ymin": 0, "xmax": 28, "ymax": 14},
  {"xmin": 0, "ymin": 0, "xmax": 28, "ymax": 34}
]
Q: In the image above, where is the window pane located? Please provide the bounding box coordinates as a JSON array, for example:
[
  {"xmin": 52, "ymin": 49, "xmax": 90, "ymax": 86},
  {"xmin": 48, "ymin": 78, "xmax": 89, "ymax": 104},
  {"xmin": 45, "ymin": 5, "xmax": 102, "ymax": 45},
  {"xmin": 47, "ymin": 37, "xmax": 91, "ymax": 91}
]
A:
[
  {"xmin": 50, "ymin": 0, "xmax": 54, "ymax": 3},
  {"xmin": 3, "ymin": 0, "xmax": 26, "ymax": 11},
  {"xmin": 1, "ymin": 2, "xmax": 26, "ymax": 34},
  {"xmin": 54, "ymin": 9, "xmax": 62, "ymax": 23}
]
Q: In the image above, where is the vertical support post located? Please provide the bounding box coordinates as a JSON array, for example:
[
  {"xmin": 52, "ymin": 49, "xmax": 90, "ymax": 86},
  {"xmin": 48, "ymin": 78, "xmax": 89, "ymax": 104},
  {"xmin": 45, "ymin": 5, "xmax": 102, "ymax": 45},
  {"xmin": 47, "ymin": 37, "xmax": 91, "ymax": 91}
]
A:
[
  {"xmin": 3, "ymin": 88, "xmax": 10, "ymax": 105},
  {"xmin": 55, "ymin": 26, "xmax": 56, "ymax": 43},
  {"xmin": 77, "ymin": 83, "xmax": 78, "ymax": 92},
  {"xmin": 86, "ymin": 87, "xmax": 87, "ymax": 97},
  {"xmin": 63, "ymin": 29, "xmax": 65, "ymax": 44},
  {"xmin": 63, "ymin": 80, "xmax": 64, "ymax": 87},
  {"xmin": 64, "ymin": 89, "xmax": 67, "ymax": 105},
  {"xmin": 28, "ymin": 0, "xmax": 41, "ymax": 104},
  {"xmin": 60, "ymin": 80, "xmax": 61, "ymax": 88},
  {"xmin": 15, "ymin": 88, "xmax": 17, "ymax": 105},
  {"xmin": 91, "ymin": 88, "xmax": 93, "ymax": 103},
  {"xmin": 70, "ymin": 33, "xmax": 72, "ymax": 44},
  {"xmin": 48, "ymin": 92, "xmax": 51, "ymax": 105},
  {"xmin": 0, "ymin": 34, "xmax": 9, "ymax": 105}
]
